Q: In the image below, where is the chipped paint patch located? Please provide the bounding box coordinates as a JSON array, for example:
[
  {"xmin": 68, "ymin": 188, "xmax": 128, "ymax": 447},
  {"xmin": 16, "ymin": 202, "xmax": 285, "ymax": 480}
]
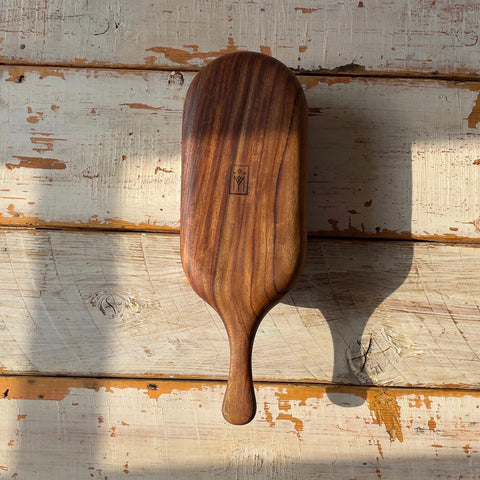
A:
[
  {"xmin": 375, "ymin": 440, "xmax": 384, "ymax": 458},
  {"xmin": 27, "ymin": 112, "xmax": 43, "ymax": 123},
  {"xmin": 30, "ymin": 136, "xmax": 66, "ymax": 153},
  {"xmin": 155, "ymin": 166, "xmax": 174, "ymax": 174},
  {"xmin": 468, "ymin": 93, "xmax": 480, "ymax": 128},
  {"xmin": 260, "ymin": 45, "xmax": 272, "ymax": 56},
  {"xmin": 308, "ymin": 107, "xmax": 322, "ymax": 116},
  {"xmin": 276, "ymin": 412, "xmax": 304, "ymax": 438},
  {"xmin": 264, "ymin": 401, "xmax": 275, "ymax": 427},
  {"xmin": 6, "ymin": 156, "xmax": 66, "ymax": 170},
  {"xmin": 368, "ymin": 389, "xmax": 403, "ymax": 442},
  {"xmin": 145, "ymin": 36, "xmax": 240, "ymax": 66},
  {"xmin": 120, "ymin": 103, "xmax": 163, "ymax": 111},
  {"xmin": 301, "ymin": 77, "xmax": 323, "ymax": 90},
  {"xmin": 408, "ymin": 394, "xmax": 432, "ymax": 410},
  {"xmin": 0, "ymin": 376, "xmax": 207, "ymax": 402},
  {"xmin": 322, "ymin": 77, "xmax": 352, "ymax": 86},
  {"xmin": 294, "ymin": 7, "xmax": 318, "ymax": 13},
  {"xmin": 334, "ymin": 62, "xmax": 367, "ymax": 74},
  {"xmin": 369, "ymin": 439, "xmax": 384, "ymax": 458},
  {"xmin": 5, "ymin": 66, "xmax": 65, "ymax": 82},
  {"xmin": 262, "ymin": 386, "xmax": 321, "ymax": 438},
  {"xmin": 6, "ymin": 203, "xmax": 23, "ymax": 218},
  {"xmin": 144, "ymin": 55, "xmax": 158, "ymax": 66},
  {"xmin": 301, "ymin": 76, "xmax": 352, "ymax": 90}
]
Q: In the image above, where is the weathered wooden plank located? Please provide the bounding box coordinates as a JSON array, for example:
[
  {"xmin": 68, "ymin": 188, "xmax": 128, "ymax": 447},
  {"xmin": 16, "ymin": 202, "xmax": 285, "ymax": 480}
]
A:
[
  {"xmin": 2, "ymin": 67, "xmax": 480, "ymax": 240},
  {"xmin": 2, "ymin": 229, "xmax": 480, "ymax": 389},
  {"xmin": 0, "ymin": 66, "xmax": 183, "ymax": 232},
  {"xmin": 1, "ymin": 0, "xmax": 480, "ymax": 77},
  {"xmin": 0, "ymin": 375, "xmax": 478, "ymax": 479}
]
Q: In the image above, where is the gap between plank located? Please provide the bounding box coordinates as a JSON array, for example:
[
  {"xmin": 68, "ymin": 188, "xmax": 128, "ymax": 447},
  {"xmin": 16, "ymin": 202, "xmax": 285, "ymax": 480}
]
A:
[
  {"xmin": 1, "ymin": 60, "xmax": 480, "ymax": 84},
  {"xmin": 8, "ymin": 225, "xmax": 480, "ymax": 247},
  {"xmin": 1, "ymin": 372, "xmax": 480, "ymax": 396}
]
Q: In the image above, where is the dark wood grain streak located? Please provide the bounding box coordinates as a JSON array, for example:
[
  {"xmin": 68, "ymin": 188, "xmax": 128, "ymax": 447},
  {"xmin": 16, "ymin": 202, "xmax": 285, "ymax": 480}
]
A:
[{"xmin": 181, "ymin": 52, "xmax": 307, "ymax": 424}]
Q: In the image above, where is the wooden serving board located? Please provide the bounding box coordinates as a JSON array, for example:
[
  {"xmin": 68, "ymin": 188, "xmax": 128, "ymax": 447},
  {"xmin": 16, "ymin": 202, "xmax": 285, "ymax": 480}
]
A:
[{"xmin": 181, "ymin": 52, "xmax": 307, "ymax": 424}]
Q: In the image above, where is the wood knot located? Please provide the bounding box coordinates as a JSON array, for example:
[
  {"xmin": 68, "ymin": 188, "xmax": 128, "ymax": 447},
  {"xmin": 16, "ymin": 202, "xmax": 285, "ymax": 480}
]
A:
[
  {"xmin": 474, "ymin": 216, "xmax": 480, "ymax": 233},
  {"xmin": 89, "ymin": 292, "xmax": 142, "ymax": 323},
  {"xmin": 168, "ymin": 71, "xmax": 184, "ymax": 87},
  {"xmin": 456, "ymin": 29, "xmax": 479, "ymax": 47},
  {"xmin": 346, "ymin": 328, "xmax": 415, "ymax": 383}
]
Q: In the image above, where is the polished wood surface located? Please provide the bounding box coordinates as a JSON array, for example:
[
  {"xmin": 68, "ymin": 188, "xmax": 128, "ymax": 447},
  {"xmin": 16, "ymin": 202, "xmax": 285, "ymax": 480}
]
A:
[{"xmin": 181, "ymin": 52, "xmax": 307, "ymax": 424}]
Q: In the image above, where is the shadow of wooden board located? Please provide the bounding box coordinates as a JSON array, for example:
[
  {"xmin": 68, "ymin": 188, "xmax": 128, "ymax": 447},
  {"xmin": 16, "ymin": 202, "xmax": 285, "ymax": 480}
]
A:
[
  {"xmin": 0, "ymin": 376, "xmax": 478, "ymax": 479},
  {"xmin": 1, "ymin": 67, "xmax": 480, "ymax": 241},
  {"xmin": 1, "ymin": 229, "xmax": 480, "ymax": 390},
  {"xmin": 1, "ymin": 0, "xmax": 480, "ymax": 76}
]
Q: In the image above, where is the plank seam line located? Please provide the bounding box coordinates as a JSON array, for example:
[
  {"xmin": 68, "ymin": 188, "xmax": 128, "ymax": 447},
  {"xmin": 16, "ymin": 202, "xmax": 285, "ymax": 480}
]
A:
[
  {"xmin": 1, "ymin": 373, "xmax": 480, "ymax": 395},
  {"xmin": 1, "ymin": 61, "xmax": 480, "ymax": 84},
  {"xmin": 3, "ymin": 226, "xmax": 480, "ymax": 247}
]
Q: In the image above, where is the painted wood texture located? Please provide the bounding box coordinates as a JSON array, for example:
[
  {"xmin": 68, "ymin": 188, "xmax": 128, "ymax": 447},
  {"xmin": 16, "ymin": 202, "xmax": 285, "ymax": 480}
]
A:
[
  {"xmin": 181, "ymin": 52, "xmax": 307, "ymax": 424},
  {"xmin": 2, "ymin": 229, "xmax": 480, "ymax": 390},
  {"xmin": 2, "ymin": 0, "xmax": 480, "ymax": 476},
  {"xmin": 2, "ymin": 67, "xmax": 480, "ymax": 240},
  {"xmin": 1, "ymin": 0, "xmax": 480, "ymax": 77},
  {"xmin": 0, "ymin": 376, "xmax": 478, "ymax": 479}
]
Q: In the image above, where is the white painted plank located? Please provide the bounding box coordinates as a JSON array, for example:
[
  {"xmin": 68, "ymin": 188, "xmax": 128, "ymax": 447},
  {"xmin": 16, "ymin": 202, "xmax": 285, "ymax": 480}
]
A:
[
  {"xmin": 0, "ymin": 376, "xmax": 478, "ymax": 479},
  {"xmin": 2, "ymin": 68, "xmax": 480, "ymax": 240},
  {"xmin": 0, "ymin": 66, "xmax": 184, "ymax": 232},
  {"xmin": 2, "ymin": 229, "xmax": 480, "ymax": 389},
  {"xmin": 1, "ymin": 0, "xmax": 480, "ymax": 76}
]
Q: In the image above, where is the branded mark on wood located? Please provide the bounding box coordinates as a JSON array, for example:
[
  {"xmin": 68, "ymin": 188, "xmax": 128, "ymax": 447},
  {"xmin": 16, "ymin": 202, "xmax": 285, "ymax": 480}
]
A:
[{"xmin": 229, "ymin": 165, "xmax": 249, "ymax": 195}]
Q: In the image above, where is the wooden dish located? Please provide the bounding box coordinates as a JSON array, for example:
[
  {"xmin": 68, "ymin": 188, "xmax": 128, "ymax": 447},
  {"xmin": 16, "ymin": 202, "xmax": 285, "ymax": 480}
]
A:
[{"xmin": 181, "ymin": 51, "xmax": 307, "ymax": 424}]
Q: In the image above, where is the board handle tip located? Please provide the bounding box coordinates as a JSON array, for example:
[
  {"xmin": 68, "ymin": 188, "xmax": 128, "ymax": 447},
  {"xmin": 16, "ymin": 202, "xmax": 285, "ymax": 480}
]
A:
[
  {"xmin": 222, "ymin": 376, "xmax": 256, "ymax": 425},
  {"xmin": 222, "ymin": 333, "xmax": 256, "ymax": 424}
]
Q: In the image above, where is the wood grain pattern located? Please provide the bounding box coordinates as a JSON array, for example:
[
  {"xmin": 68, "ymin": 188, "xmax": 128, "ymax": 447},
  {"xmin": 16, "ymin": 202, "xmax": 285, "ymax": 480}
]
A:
[
  {"xmin": 2, "ymin": 68, "xmax": 480, "ymax": 240},
  {"xmin": 3, "ymin": 229, "xmax": 480, "ymax": 390},
  {"xmin": 2, "ymin": 0, "xmax": 480, "ymax": 77},
  {"xmin": 0, "ymin": 375, "xmax": 479, "ymax": 479},
  {"xmin": 181, "ymin": 52, "xmax": 307, "ymax": 424}
]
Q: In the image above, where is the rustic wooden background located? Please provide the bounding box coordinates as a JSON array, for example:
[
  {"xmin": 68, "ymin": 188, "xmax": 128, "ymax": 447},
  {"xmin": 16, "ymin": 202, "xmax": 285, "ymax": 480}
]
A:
[{"xmin": 1, "ymin": 1, "xmax": 480, "ymax": 478}]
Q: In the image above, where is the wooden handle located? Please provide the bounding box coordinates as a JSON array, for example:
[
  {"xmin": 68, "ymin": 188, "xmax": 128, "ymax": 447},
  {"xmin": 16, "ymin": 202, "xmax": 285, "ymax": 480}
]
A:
[
  {"xmin": 222, "ymin": 330, "xmax": 256, "ymax": 425},
  {"xmin": 181, "ymin": 51, "xmax": 307, "ymax": 425}
]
